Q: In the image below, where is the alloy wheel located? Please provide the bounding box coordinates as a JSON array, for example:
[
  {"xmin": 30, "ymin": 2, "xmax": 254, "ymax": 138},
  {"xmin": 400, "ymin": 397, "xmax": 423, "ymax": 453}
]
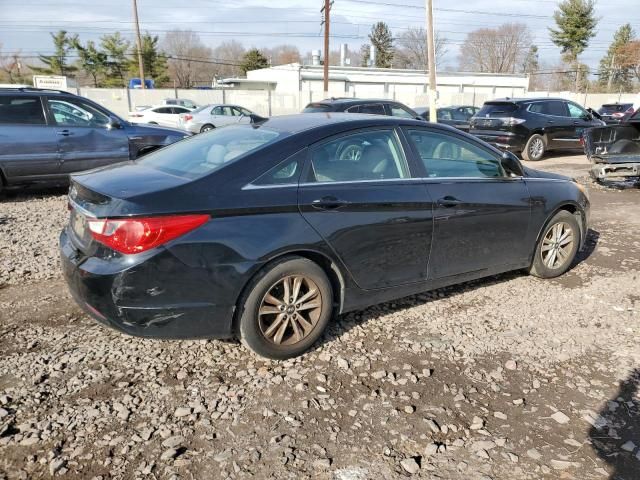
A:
[
  {"xmin": 541, "ymin": 222, "xmax": 574, "ymax": 269},
  {"xmin": 258, "ymin": 275, "xmax": 323, "ymax": 346},
  {"xmin": 529, "ymin": 137, "xmax": 544, "ymax": 159}
]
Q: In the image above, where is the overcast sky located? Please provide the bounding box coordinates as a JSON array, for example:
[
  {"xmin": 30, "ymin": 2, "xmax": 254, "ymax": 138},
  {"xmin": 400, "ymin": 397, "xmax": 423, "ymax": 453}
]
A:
[{"xmin": 0, "ymin": 0, "xmax": 635, "ymax": 72}]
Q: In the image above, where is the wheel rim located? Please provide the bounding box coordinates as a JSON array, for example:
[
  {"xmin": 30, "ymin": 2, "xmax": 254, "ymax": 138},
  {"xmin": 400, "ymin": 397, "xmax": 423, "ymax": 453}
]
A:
[
  {"xmin": 529, "ymin": 137, "xmax": 544, "ymax": 158},
  {"xmin": 339, "ymin": 145, "xmax": 363, "ymax": 161},
  {"xmin": 202, "ymin": 125, "xmax": 212, "ymax": 132},
  {"xmin": 541, "ymin": 221, "xmax": 574, "ymax": 269},
  {"xmin": 258, "ymin": 275, "xmax": 323, "ymax": 346}
]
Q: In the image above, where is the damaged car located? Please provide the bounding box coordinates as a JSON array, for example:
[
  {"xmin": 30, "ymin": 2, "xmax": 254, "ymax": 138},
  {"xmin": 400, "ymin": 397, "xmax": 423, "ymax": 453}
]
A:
[{"xmin": 583, "ymin": 109, "xmax": 640, "ymax": 183}]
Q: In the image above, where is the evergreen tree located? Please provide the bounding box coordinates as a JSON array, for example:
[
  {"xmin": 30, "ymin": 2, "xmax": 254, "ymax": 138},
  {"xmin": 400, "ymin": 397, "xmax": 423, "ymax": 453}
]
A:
[
  {"xmin": 240, "ymin": 48, "xmax": 268, "ymax": 75},
  {"xmin": 128, "ymin": 33, "xmax": 169, "ymax": 85},
  {"xmin": 32, "ymin": 30, "xmax": 78, "ymax": 76},
  {"xmin": 369, "ymin": 22, "xmax": 394, "ymax": 68},
  {"xmin": 101, "ymin": 33, "xmax": 130, "ymax": 87},
  {"xmin": 360, "ymin": 44, "xmax": 371, "ymax": 67},
  {"xmin": 549, "ymin": 0, "xmax": 597, "ymax": 92},
  {"xmin": 72, "ymin": 39, "xmax": 107, "ymax": 87},
  {"xmin": 597, "ymin": 24, "xmax": 635, "ymax": 92}
]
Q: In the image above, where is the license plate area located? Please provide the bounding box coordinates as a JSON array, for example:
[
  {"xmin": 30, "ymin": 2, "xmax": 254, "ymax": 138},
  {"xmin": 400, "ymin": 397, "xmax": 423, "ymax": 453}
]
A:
[{"xmin": 69, "ymin": 208, "xmax": 92, "ymax": 249}]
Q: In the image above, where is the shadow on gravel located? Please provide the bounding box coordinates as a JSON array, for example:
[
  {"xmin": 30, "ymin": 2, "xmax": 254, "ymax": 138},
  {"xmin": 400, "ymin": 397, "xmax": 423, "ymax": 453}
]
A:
[
  {"xmin": 590, "ymin": 368, "xmax": 640, "ymax": 480},
  {"xmin": 0, "ymin": 185, "xmax": 68, "ymax": 201},
  {"xmin": 574, "ymin": 228, "xmax": 600, "ymax": 266}
]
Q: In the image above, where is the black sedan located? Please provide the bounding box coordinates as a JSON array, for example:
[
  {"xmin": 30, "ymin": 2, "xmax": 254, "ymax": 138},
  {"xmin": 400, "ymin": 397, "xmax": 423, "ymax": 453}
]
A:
[
  {"xmin": 61, "ymin": 114, "xmax": 590, "ymax": 359},
  {"xmin": 414, "ymin": 105, "xmax": 479, "ymax": 132}
]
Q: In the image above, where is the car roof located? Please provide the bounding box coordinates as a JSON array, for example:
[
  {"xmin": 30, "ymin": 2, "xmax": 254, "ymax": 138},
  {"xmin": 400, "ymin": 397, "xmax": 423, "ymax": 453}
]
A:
[
  {"xmin": 486, "ymin": 97, "xmax": 571, "ymax": 104},
  {"xmin": 250, "ymin": 112, "xmax": 433, "ymax": 135},
  {"xmin": 308, "ymin": 98, "xmax": 400, "ymax": 106},
  {"xmin": 0, "ymin": 87, "xmax": 76, "ymax": 97}
]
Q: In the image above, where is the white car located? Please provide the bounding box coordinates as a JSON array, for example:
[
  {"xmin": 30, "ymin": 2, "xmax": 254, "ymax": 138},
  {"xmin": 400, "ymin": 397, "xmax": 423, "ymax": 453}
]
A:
[
  {"xmin": 128, "ymin": 105, "xmax": 194, "ymax": 128},
  {"xmin": 177, "ymin": 104, "xmax": 261, "ymax": 134}
]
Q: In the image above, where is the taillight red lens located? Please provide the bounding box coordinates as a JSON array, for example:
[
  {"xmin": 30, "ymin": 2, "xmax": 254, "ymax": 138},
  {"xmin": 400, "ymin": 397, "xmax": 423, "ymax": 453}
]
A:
[
  {"xmin": 184, "ymin": 114, "xmax": 193, "ymax": 121},
  {"xmin": 87, "ymin": 214, "xmax": 209, "ymax": 254}
]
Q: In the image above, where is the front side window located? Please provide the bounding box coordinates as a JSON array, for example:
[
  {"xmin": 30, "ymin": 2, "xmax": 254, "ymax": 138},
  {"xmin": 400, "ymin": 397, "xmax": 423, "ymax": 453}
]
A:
[
  {"xmin": 49, "ymin": 98, "xmax": 109, "ymax": 127},
  {"xmin": 0, "ymin": 96, "xmax": 45, "ymax": 125},
  {"xmin": 308, "ymin": 129, "xmax": 409, "ymax": 183},
  {"xmin": 138, "ymin": 125, "xmax": 280, "ymax": 179},
  {"xmin": 390, "ymin": 104, "xmax": 415, "ymax": 118},
  {"xmin": 408, "ymin": 129, "xmax": 505, "ymax": 179},
  {"xmin": 567, "ymin": 102, "xmax": 587, "ymax": 119}
]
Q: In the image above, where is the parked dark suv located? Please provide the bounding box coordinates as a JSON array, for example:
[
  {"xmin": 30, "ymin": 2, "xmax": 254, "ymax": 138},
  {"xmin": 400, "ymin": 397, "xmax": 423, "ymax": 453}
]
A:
[
  {"xmin": 469, "ymin": 98, "xmax": 605, "ymax": 161},
  {"xmin": 0, "ymin": 88, "xmax": 189, "ymax": 193},
  {"xmin": 303, "ymin": 98, "xmax": 423, "ymax": 120},
  {"xmin": 597, "ymin": 102, "xmax": 635, "ymax": 124}
]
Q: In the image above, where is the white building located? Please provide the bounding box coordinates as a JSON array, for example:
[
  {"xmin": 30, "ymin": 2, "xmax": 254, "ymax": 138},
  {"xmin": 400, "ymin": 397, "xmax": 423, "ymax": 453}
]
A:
[{"xmin": 220, "ymin": 63, "xmax": 530, "ymax": 108}]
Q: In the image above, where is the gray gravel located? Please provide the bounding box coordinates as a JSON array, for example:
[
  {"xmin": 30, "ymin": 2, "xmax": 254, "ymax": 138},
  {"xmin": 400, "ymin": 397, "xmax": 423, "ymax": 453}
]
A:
[{"xmin": 1, "ymin": 156, "xmax": 639, "ymax": 479}]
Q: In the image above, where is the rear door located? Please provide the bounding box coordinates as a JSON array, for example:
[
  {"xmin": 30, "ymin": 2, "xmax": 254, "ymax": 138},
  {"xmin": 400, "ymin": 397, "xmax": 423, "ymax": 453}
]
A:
[
  {"xmin": 529, "ymin": 100, "xmax": 572, "ymax": 148},
  {"xmin": 403, "ymin": 127, "xmax": 531, "ymax": 279},
  {"xmin": 46, "ymin": 96, "xmax": 130, "ymax": 174},
  {"xmin": 0, "ymin": 94, "xmax": 61, "ymax": 181},
  {"xmin": 298, "ymin": 127, "xmax": 434, "ymax": 290}
]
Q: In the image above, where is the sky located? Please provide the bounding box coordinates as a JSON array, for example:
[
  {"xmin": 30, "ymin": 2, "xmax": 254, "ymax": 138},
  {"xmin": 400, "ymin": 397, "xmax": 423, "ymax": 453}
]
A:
[{"xmin": 0, "ymin": 0, "xmax": 635, "ymax": 73}]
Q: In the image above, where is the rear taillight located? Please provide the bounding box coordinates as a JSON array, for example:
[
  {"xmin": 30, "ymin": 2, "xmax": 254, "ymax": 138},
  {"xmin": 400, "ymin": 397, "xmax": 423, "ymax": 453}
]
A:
[
  {"xmin": 501, "ymin": 117, "xmax": 526, "ymax": 126},
  {"xmin": 626, "ymin": 107, "xmax": 635, "ymax": 113},
  {"xmin": 612, "ymin": 112, "xmax": 625, "ymax": 118},
  {"xmin": 183, "ymin": 114, "xmax": 193, "ymax": 121},
  {"xmin": 87, "ymin": 214, "xmax": 209, "ymax": 254}
]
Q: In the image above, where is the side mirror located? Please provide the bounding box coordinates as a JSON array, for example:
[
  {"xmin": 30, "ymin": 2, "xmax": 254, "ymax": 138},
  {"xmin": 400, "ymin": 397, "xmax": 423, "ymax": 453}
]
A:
[
  {"xmin": 586, "ymin": 108, "xmax": 601, "ymax": 121},
  {"xmin": 501, "ymin": 151, "xmax": 524, "ymax": 176},
  {"xmin": 107, "ymin": 116, "xmax": 121, "ymax": 129}
]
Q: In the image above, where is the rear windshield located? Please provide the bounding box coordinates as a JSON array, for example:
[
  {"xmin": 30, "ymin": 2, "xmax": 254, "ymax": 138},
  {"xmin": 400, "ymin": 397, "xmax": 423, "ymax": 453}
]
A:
[
  {"xmin": 476, "ymin": 102, "xmax": 518, "ymax": 117},
  {"xmin": 599, "ymin": 104, "xmax": 633, "ymax": 114},
  {"xmin": 303, "ymin": 103, "xmax": 332, "ymax": 113},
  {"xmin": 137, "ymin": 125, "xmax": 280, "ymax": 179}
]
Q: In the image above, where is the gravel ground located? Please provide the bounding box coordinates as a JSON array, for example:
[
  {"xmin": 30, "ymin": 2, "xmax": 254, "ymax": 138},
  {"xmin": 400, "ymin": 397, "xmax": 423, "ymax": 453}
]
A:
[{"xmin": 1, "ymin": 156, "xmax": 639, "ymax": 480}]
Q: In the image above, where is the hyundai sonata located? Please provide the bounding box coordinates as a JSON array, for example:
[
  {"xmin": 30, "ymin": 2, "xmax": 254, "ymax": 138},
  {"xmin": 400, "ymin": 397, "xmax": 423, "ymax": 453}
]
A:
[{"xmin": 61, "ymin": 114, "xmax": 590, "ymax": 359}]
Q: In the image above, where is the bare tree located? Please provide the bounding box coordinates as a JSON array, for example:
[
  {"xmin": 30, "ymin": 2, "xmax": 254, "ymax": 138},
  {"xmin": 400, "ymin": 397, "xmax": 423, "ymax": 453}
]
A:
[
  {"xmin": 264, "ymin": 44, "xmax": 301, "ymax": 66},
  {"xmin": 0, "ymin": 44, "xmax": 30, "ymax": 84},
  {"xmin": 162, "ymin": 30, "xmax": 214, "ymax": 87},
  {"xmin": 212, "ymin": 40, "xmax": 246, "ymax": 78},
  {"xmin": 394, "ymin": 28, "xmax": 447, "ymax": 70},
  {"xmin": 458, "ymin": 23, "xmax": 533, "ymax": 73}
]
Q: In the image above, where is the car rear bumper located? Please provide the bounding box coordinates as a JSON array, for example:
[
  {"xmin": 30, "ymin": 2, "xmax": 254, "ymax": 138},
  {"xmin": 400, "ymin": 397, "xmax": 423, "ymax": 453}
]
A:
[
  {"xmin": 590, "ymin": 162, "xmax": 640, "ymax": 180},
  {"xmin": 469, "ymin": 129, "xmax": 527, "ymax": 152},
  {"xmin": 60, "ymin": 228, "xmax": 238, "ymax": 339}
]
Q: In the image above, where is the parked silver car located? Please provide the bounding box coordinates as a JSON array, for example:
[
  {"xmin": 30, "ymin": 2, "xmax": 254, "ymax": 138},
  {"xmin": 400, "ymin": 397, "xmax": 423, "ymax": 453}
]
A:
[{"xmin": 178, "ymin": 104, "xmax": 259, "ymax": 134}]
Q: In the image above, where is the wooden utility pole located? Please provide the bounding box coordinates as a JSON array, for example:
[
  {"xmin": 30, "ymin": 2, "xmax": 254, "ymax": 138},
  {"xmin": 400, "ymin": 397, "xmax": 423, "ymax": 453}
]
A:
[
  {"xmin": 322, "ymin": 0, "xmax": 331, "ymax": 95},
  {"xmin": 132, "ymin": 0, "xmax": 146, "ymax": 89},
  {"xmin": 426, "ymin": 0, "xmax": 437, "ymax": 122},
  {"xmin": 607, "ymin": 54, "xmax": 616, "ymax": 92}
]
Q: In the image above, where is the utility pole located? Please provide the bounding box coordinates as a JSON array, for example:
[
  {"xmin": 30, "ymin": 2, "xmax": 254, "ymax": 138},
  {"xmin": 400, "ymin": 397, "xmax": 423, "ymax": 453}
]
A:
[
  {"xmin": 426, "ymin": 0, "xmax": 437, "ymax": 123},
  {"xmin": 132, "ymin": 0, "xmax": 146, "ymax": 89},
  {"xmin": 607, "ymin": 54, "xmax": 616, "ymax": 92},
  {"xmin": 321, "ymin": 0, "xmax": 331, "ymax": 96}
]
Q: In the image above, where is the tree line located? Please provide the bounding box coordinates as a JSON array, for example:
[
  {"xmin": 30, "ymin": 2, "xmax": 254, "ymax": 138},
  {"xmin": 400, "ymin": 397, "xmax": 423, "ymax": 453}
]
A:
[{"xmin": 1, "ymin": 0, "xmax": 638, "ymax": 93}]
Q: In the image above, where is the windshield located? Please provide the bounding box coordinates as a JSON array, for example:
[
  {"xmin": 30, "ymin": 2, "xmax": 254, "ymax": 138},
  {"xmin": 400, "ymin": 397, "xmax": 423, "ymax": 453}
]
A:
[
  {"xmin": 477, "ymin": 102, "xmax": 518, "ymax": 117},
  {"xmin": 137, "ymin": 125, "xmax": 280, "ymax": 179},
  {"xmin": 303, "ymin": 103, "xmax": 332, "ymax": 113}
]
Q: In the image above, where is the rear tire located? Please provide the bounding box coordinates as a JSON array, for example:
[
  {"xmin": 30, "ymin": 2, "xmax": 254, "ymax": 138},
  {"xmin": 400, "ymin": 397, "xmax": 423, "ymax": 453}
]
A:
[
  {"xmin": 200, "ymin": 124, "xmax": 214, "ymax": 133},
  {"xmin": 238, "ymin": 256, "xmax": 333, "ymax": 360},
  {"xmin": 529, "ymin": 211, "xmax": 580, "ymax": 278},
  {"xmin": 522, "ymin": 133, "xmax": 546, "ymax": 161}
]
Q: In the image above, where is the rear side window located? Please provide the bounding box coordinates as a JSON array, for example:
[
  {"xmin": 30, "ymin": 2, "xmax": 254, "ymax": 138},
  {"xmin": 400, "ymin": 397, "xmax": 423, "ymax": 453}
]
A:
[
  {"xmin": 476, "ymin": 102, "xmax": 518, "ymax": 117},
  {"xmin": 303, "ymin": 103, "xmax": 332, "ymax": 113},
  {"xmin": 359, "ymin": 104, "xmax": 386, "ymax": 115},
  {"xmin": 528, "ymin": 101, "xmax": 567, "ymax": 117},
  {"xmin": 138, "ymin": 125, "xmax": 280, "ymax": 179},
  {"xmin": 308, "ymin": 129, "xmax": 409, "ymax": 183},
  {"xmin": 407, "ymin": 129, "xmax": 505, "ymax": 178},
  {"xmin": 0, "ymin": 96, "xmax": 46, "ymax": 125}
]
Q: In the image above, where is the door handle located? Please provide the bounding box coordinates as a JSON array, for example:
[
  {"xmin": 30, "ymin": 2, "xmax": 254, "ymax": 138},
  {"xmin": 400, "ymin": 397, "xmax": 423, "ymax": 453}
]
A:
[
  {"xmin": 437, "ymin": 196, "xmax": 463, "ymax": 208},
  {"xmin": 56, "ymin": 130, "xmax": 72, "ymax": 136},
  {"xmin": 311, "ymin": 196, "xmax": 350, "ymax": 210}
]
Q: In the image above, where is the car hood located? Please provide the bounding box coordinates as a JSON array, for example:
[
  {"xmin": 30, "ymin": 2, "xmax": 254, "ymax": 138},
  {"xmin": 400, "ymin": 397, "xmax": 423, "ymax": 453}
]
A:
[{"xmin": 523, "ymin": 166, "xmax": 571, "ymax": 181}]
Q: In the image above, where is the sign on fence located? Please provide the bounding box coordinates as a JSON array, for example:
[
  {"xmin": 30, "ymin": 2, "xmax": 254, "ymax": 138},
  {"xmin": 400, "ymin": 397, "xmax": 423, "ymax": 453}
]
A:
[{"xmin": 32, "ymin": 75, "xmax": 68, "ymax": 90}]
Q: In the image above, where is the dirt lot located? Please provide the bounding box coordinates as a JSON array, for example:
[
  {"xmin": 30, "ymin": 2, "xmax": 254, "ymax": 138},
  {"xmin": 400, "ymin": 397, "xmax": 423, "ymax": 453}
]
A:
[{"xmin": 1, "ymin": 154, "xmax": 639, "ymax": 480}]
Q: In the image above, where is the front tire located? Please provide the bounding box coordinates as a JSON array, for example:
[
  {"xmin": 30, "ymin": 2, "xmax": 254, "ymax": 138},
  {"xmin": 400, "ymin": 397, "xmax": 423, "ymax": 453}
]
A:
[
  {"xmin": 529, "ymin": 211, "xmax": 580, "ymax": 278},
  {"xmin": 522, "ymin": 133, "xmax": 546, "ymax": 161},
  {"xmin": 238, "ymin": 257, "xmax": 333, "ymax": 359}
]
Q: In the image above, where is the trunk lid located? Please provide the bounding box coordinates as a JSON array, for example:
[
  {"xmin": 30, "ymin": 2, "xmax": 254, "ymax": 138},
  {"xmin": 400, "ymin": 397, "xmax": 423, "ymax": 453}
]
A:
[{"xmin": 470, "ymin": 101, "xmax": 522, "ymax": 131}]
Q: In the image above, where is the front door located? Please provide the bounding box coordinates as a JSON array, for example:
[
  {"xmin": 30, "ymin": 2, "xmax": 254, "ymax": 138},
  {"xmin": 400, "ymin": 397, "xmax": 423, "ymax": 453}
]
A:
[
  {"xmin": 46, "ymin": 97, "xmax": 130, "ymax": 175},
  {"xmin": 403, "ymin": 127, "xmax": 531, "ymax": 279},
  {"xmin": 298, "ymin": 127, "xmax": 434, "ymax": 290}
]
